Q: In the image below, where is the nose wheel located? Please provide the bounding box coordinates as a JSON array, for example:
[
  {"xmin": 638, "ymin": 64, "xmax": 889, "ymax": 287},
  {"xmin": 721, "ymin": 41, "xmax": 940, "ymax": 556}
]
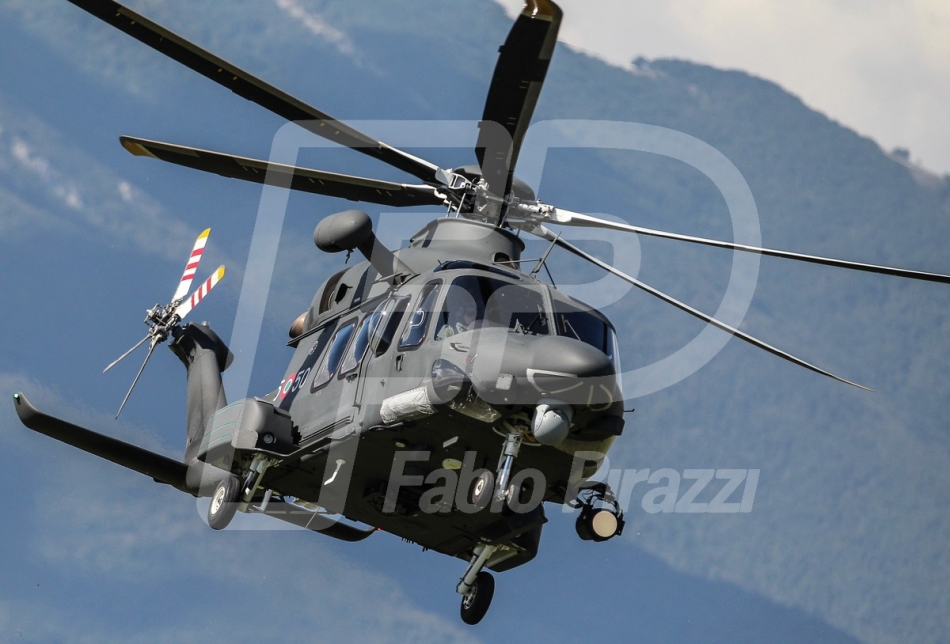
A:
[{"xmin": 456, "ymin": 542, "xmax": 499, "ymax": 625}]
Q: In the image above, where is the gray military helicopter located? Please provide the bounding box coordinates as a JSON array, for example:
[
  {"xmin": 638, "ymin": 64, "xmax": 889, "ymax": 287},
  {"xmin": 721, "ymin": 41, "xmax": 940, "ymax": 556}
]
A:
[{"xmin": 12, "ymin": 0, "xmax": 950, "ymax": 626}]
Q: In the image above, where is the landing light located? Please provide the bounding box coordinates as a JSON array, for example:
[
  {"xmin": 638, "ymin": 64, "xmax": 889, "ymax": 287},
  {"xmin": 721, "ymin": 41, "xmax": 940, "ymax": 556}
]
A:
[{"xmin": 442, "ymin": 458, "xmax": 463, "ymax": 470}]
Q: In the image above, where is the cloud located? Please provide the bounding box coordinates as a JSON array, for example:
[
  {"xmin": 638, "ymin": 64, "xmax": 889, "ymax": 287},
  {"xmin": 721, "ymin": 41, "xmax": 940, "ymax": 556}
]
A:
[
  {"xmin": 0, "ymin": 100, "xmax": 208, "ymax": 264},
  {"xmin": 0, "ymin": 99, "xmax": 252, "ymax": 329},
  {"xmin": 2, "ymin": 0, "xmax": 175, "ymax": 102},
  {"xmin": 273, "ymin": 0, "xmax": 356, "ymax": 56},
  {"xmin": 494, "ymin": 0, "xmax": 950, "ymax": 173},
  {"xmin": 0, "ymin": 185, "xmax": 68, "ymax": 238},
  {"xmin": 10, "ymin": 136, "xmax": 84, "ymax": 210},
  {"xmin": 117, "ymin": 181, "xmax": 134, "ymax": 203}
]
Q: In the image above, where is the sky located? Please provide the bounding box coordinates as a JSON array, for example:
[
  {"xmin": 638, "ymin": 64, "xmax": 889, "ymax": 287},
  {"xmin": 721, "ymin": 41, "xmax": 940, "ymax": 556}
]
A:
[
  {"xmin": 2, "ymin": 1, "xmax": 949, "ymax": 642},
  {"xmin": 497, "ymin": 0, "xmax": 950, "ymax": 175}
]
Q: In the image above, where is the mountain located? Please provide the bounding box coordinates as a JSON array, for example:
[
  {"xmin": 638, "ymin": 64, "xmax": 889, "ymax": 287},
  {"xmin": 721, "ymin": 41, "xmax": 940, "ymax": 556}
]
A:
[{"xmin": 1, "ymin": 1, "xmax": 948, "ymax": 642}]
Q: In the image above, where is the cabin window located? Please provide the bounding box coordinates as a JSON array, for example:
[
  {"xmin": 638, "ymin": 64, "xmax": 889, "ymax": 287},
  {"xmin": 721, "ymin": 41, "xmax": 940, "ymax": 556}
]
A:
[
  {"xmin": 339, "ymin": 312, "xmax": 380, "ymax": 376},
  {"xmin": 398, "ymin": 282, "xmax": 440, "ymax": 349},
  {"xmin": 301, "ymin": 324, "xmax": 336, "ymax": 372},
  {"xmin": 436, "ymin": 275, "xmax": 548, "ymax": 339},
  {"xmin": 370, "ymin": 296, "xmax": 410, "ymax": 356},
  {"xmin": 310, "ymin": 319, "xmax": 357, "ymax": 392}
]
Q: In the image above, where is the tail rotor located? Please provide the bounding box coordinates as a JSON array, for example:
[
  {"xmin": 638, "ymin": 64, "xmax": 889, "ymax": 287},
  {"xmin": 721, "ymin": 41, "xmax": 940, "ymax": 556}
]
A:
[{"xmin": 105, "ymin": 228, "xmax": 226, "ymax": 417}]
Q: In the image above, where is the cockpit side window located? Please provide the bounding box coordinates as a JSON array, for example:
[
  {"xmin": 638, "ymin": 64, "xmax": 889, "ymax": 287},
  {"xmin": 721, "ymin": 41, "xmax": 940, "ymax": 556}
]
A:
[
  {"xmin": 398, "ymin": 281, "xmax": 440, "ymax": 349},
  {"xmin": 553, "ymin": 299, "xmax": 615, "ymax": 359}
]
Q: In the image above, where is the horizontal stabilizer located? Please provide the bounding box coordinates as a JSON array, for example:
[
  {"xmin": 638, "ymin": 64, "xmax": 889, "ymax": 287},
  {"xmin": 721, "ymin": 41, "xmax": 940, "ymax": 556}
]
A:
[{"xmin": 12, "ymin": 392, "xmax": 190, "ymax": 493}]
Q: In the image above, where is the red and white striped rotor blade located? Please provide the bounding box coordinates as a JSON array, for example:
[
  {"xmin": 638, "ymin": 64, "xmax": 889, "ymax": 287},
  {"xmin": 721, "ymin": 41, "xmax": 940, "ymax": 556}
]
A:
[
  {"xmin": 174, "ymin": 265, "xmax": 225, "ymax": 322},
  {"xmin": 172, "ymin": 228, "xmax": 211, "ymax": 302}
]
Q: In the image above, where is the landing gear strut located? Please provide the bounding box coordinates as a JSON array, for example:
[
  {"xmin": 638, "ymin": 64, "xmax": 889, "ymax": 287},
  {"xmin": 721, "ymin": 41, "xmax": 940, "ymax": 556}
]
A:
[
  {"xmin": 493, "ymin": 432, "xmax": 523, "ymax": 508},
  {"xmin": 456, "ymin": 543, "xmax": 498, "ymax": 625},
  {"xmin": 455, "ymin": 431, "xmax": 526, "ymax": 624}
]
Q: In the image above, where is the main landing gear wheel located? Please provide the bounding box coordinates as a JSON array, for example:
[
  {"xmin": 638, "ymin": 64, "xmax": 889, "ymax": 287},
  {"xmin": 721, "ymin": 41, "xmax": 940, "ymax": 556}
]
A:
[
  {"xmin": 460, "ymin": 571, "xmax": 495, "ymax": 625},
  {"xmin": 469, "ymin": 470, "xmax": 493, "ymax": 509},
  {"xmin": 208, "ymin": 475, "xmax": 240, "ymax": 530}
]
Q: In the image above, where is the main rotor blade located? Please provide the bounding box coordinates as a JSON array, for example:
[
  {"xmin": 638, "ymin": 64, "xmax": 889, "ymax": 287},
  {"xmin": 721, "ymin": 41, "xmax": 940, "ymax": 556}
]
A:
[
  {"xmin": 121, "ymin": 137, "xmax": 445, "ymax": 208},
  {"xmin": 476, "ymin": 1, "xmax": 562, "ymax": 202},
  {"xmin": 535, "ymin": 227, "xmax": 870, "ymax": 390},
  {"xmin": 67, "ymin": 0, "xmax": 444, "ymax": 184},
  {"xmin": 172, "ymin": 227, "xmax": 210, "ymax": 303},
  {"xmin": 548, "ymin": 208, "xmax": 950, "ymax": 284}
]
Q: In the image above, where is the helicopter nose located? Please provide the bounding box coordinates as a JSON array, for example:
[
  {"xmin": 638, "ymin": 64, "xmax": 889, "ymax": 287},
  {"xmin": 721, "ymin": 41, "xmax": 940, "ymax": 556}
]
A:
[
  {"xmin": 529, "ymin": 336, "xmax": 613, "ymax": 378},
  {"xmin": 466, "ymin": 331, "xmax": 616, "ymax": 406},
  {"xmin": 525, "ymin": 336, "xmax": 615, "ymax": 400}
]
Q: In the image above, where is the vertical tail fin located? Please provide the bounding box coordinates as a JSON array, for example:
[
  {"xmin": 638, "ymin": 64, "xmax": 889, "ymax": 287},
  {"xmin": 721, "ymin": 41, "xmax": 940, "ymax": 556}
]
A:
[{"xmin": 168, "ymin": 322, "xmax": 233, "ymax": 460}]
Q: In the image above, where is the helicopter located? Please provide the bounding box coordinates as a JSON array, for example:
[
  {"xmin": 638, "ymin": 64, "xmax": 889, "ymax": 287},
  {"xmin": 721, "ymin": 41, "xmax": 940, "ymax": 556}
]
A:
[{"xmin": 11, "ymin": 0, "xmax": 950, "ymax": 627}]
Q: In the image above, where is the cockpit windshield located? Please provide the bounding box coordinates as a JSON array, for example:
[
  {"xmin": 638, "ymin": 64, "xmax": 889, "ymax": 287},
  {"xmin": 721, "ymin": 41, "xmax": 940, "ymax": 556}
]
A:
[{"xmin": 437, "ymin": 275, "xmax": 548, "ymax": 339}]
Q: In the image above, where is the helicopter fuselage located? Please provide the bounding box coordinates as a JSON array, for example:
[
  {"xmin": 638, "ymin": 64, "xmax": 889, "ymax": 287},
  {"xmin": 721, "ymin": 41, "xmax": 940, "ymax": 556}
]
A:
[{"xmin": 198, "ymin": 217, "xmax": 625, "ymax": 568}]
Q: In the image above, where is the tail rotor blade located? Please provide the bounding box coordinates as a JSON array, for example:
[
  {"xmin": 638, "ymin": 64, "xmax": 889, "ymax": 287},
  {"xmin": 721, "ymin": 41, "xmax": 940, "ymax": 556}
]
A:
[
  {"xmin": 115, "ymin": 338, "xmax": 159, "ymax": 418},
  {"xmin": 173, "ymin": 265, "xmax": 225, "ymax": 322},
  {"xmin": 103, "ymin": 334, "xmax": 150, "ymax": 373},
  {"xmin": 172, "ymin": 228, "xmax": 211, "ymax": 302}
]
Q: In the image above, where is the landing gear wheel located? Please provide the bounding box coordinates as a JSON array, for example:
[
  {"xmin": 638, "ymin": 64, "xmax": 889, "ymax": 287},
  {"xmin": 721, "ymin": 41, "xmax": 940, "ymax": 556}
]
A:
[
  {"xmin": 208, "ymin": 475, "xmax": 240, "ymax": 530},
  {"xmin": 468, "ymin": 470, "xmax": 493, "ymax": 510},
  {"xmin": 460, "ymin": 571, "xmax": 495, "ymax": 625}
]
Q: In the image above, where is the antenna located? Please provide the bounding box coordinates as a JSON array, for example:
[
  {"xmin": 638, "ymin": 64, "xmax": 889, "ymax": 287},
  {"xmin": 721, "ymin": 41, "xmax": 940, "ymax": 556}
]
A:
[{"xmin": 530, "ymin": 231, "xmax": 560, "ymax": 278}]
